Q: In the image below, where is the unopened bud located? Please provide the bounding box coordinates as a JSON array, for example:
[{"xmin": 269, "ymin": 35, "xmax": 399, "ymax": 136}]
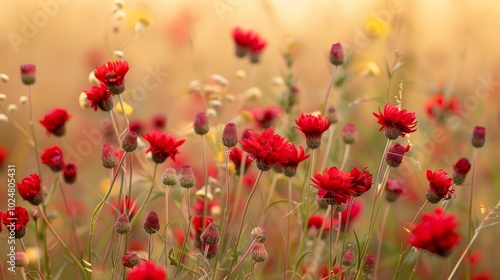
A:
[
  {"xmin": 15, "ymin": 252, "xmax": 29, "ymax": 267},
  {"xmin": 122, "ymin": 131, "xmax": 138, "ymax": 152},
  {"xmin": 161, "ymin": 167, "xmax": 178, "ymax": 186},
  {"xmin": 327, "ymin": 106, "xmax": 339, "ymax": 124},
  {"xmin": 452, "ymin": 157, "xmax": 471, "ymax": 185},
  {"xmin": 329, "ymin": 43, "xmax": 344, "ymax": 66},
  {"xmin": 386, "ymin": 143, "xmax": 410, "ymax": 168},
  {"xmin": 62, "ymin": 163, "xmax": 77, "ymax": 184},
  {"xmin": 115, "ymin": 213, "xmax": 131, "ymax": 234},
  {"xmin": 122, "ymin": 252, "xmax": 140, "ymax": 268},
  {"xmin": 194, "ymin": 112, "xmax": 210, "ymax": 135},
  {"xmin": 101, "ymin": 142, "xmax": 119, "ymax": 168},
  {"xmin": 471, "ymin": 126, "xmax": 486, "ymax": 148},
  {"xmin": 385, "ymin": 179, "xmax": 404, "ymax": 203},
  {"xmin": 143, "ymin": 211, "xmax": 160, "ymax": 234},
  {"xmin": 222, "ymin": 123, "xmax": 238, "ymax": 148},
  {"xmin": 200, "ymin": 223, "xmax": 219, "ymax": 245},
  {"xmin": 251, "ymin": 227, "xmax": 268, "ymax": 242},
  {"xmin": 20, "ymin": 64, "xmax": 36, "ymax": 85},
  {"xmin": 251, "ymin": 242, "xmax": 268, "ymax": 262},
  {"xmin": 363, "ymin": 254, "xmax": 375, "ymax": 274},
  {"xmin": 341, "ymin": 123, "xmax": 358, "ymax": 144},
  {"xmin": 179, "ymin": 165, "xmax": 196, "ymax": 188},
  {"xmin": 31, "ymin": 208, "xmax": 40, "ymax": 221},
  {"xmin": 343, "ymin": 251, "xmax": 355, "ymax": 266}
]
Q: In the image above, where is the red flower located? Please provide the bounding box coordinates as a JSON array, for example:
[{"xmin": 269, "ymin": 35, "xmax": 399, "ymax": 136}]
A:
[
  {"xmin": 84, "ymin": 83, "xmax": 113, "ymax": 111},
  {"xmin": 280, "ymin": 143, "xmax": 310, "ymax": 177},
  {"xmin": 329, "ymin": 42, "xmax": 345, "ymax": 66},
  {"xmin": 0, "ymin": 145, "xmax": 7, "ymax": 167},
  {"xmin": 229, "ymin": 147, "xmax": 252, "ymax": 176},
  {"xmin": 295, "ymin": 113, "xmax": 331, "ymax": 149},
  {"xmin": 471, "ymin": 126, "xmax": 486, "ymax": 148},
  {"xmin": 452, "ymin": 157, "xmax": 471, "ymax": 185},
  {"xmin": 426, "ymin": 169, "xmax": 454, "ymax": 204},
  {"xmin": 307, "ymin": 214, "xmax": 335, "ymax": 237},
  {"xmin": 425, "ymin": 94, "xmax": 460, "ymax": 121},
  {"xmin": 39, "ymin": 108, "xmax": 71, "ymax": 136},
  {"xmin": 18, "ymin": 173, "xmax": 43, "ymax": 205},
  {"xmin": 408, "ymin": 208, "xmax": 460, "ymax": 257},
  {"xmin": 192, "ymin": 199, "xmax": 221, "ymax": 217},
  {"xmin": 373, "ymin": 103, "xmax": 417, "ymax": 140},
  {"xmin": 127, "ymin": 261, "xmax": 166, "ymax": 280},
  {"xmin": 385, "ymin": 179, "xmax": 405, "ymax": 202},
  {"xmin": 94, "ymin": 60, "xmax": 130, "ymax": 95},
  {"xmin": 232, "ymin": 27, "xmax": 257, "ymax": 58},
  {"xmin": 152, "ymin": 114, "xmax": 167, "ymax": 130},
  {"xmin": 2, "ymin": 206, "xmax": 30, "ymax": 238},
  {"xmin": 386, "ymin": 143, "xmax": 410, "ymax": 168},
  {"xmin": 311, "ymin": 167, "xmax": 355, "ymax": 205},
  {"xmin": 142, "ymin": 130, "xmax": 185, "ymax": 164},
  {"xmin": 239, "ymin": 126, "xmax": 290, "ymax": 171},
  {"xmin": 252, "ymin": 106, "xmax": 282, "ymax": 129},
  {"xmin": 249, "ymin": 35, "xmax": 266, "ymax": 64},
  {"xmin": 337, "ymin": 200, "xmax": 362, "ymax": 230},
  {"xmin": 41, "ymin": 146, "xmax": 64, "ymax": 172},
  {"xmin": 349, "ymin": 167, "xmax": 372, "ymax": 197}
]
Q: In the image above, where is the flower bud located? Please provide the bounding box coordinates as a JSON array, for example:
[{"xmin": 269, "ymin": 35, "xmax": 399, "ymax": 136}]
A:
[
  {"xmin": 122, "ymin": 252, "xmax": 140, "ymax": 268},
  {"xmin": 222, "ymin": 123, "xmax": 238, "ymax": 148},
  {"xmin": 161, "ymin": 167, "xmax": 178, "ymax": 186},
  {"xmin": 31, "ymin": 208, "xmax": 40, "ymax": 222},
  {"xmin": 179, "ymin": 165, "xmax": 196, "ymax": 188},
  {"xmin": 101, "ymin": 142, "xmax": 119, "ymax": 168},
  {"xmin": 471, "ymin": 126, "xmax": 486, "ymax": 148},
  {"xmin": 20, "ymin": 64, "xmax": 36, "ymax": 85},
  {"xmin": 143, "ymin": 211, "xmax": 160, "ymax": 234},
  {"xmin": 202, "ymin": 243, "xmax": 218, "ymax": 259},
  {"xmin": 343, "ymin": 251, "xmax": 355, "ymax": 266},
  {"xmin": 251, "ymin": 227, "xmax": 268, "ymax": 242},
  {"xmin": 251, "ymin": 242, "xmax": 268, "ymax": 262},
  {"xmin": 341, "ymin": 123, "xmax": 358, "ymax": 144},
  {"xmin": 329, "ymin": 43, "xmax": 344, "ymax": 66},
  {"xmin": 115, "ymin": 213, "xmax": 131, "ymax": 234},
  {"xmin": 200, "ymin": 223, "xmax": 219, "ymax": 245},
  {"xmin": 363, "ymin": 254, "xmax": 375, "ymax": 274},
  {"xmin": 194, "ymin": 112, "xmax": 210, "ymax": 135},
  {"xmin": 122, "ymin": 131, "xmax": 138, "ymax": 152},
  {"xmin": 385, "ymin": 179, "xmax": 404, "ymax": 203},
  {"xmin": 386, "ymin": 143, "xmax": 410, "ymax": 168},
  {"xmin": 327, "ymin": 106, "xmax": 339, "ymax": 124},
  {"xmin": 452, "ymin": 157, "xmax": 471, "ymax": 185},
  {"xmin": 62, "ymin": 162, "xmax": 77, "ymax": 184},
  {"xmin": 241, "ymin": 129, "xmax": 252, "ymax": 141},
  {"xmin": 15, "ymin": 252, "xmax": 29, "ymax": 268}
]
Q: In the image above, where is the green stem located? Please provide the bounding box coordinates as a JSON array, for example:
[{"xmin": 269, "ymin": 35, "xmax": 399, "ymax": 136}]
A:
[
  {"xmin": 465, "ymin": 147, "xmax": 479, "ymax": 280},
  {"xmin": 284, "ymin": 177, "xmax": 293, "ymax": 278},
  {"xmin": 227, "ymin": 170, "xmax": 264, "ymax": 278},
  {"xmin": 130, "ymin": 163, "xmax": 159, "ymax": 227},
  {"xmin": 373, "ymin": 204, "xmax": 391, "ymax": 280},
  {"xmin": 174, "ymin": 188, "xmax": 192, "ymax": 279},
  {"xmin": 339, "ymin": 144, "xmax": 351, "ymax": 171},
  {"xmin": 323, "ymin": 66, "xmax": 339, "ymax": 116}
]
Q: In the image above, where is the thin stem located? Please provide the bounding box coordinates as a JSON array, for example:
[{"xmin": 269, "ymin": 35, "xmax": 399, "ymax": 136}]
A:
[
  {"xmin": 111, "ymin": 234, "xmax": 123, "ymax": 279},
  {"xmin": 130, "ymin": 163, "xmax": 159, "ymax": 227},
  {"xmin": 27, "ymin": 85, "xmax": 42, "ymax": 181},
  {"xmin": 117, "ymin": 94, "xmax": 130, "ymax": 131},
  {"xmin": 108, "ymin": 110, "xmax": 122, "ymax": 146},
  {"xmin": 323, "ymin": 66, "xmax": 339, "ymax": 116},
  {"xmin": 339, "ymin": 144, "xmax": 351, "ymax": 171},
  {"xmin": 257, "ymin": 174, "xmax": 279, "ymax": 226},
  {"xmin": 174, "ymin": 188, "xmax": 193, "ymax": 278},
  {"xmin": 328, "ymin": 205, "xmax": 335, "ymax": 280},
  {"xmin": 201, "ymin": 135, "xmax": 209, "ymax": 232},
  {"xmin": 164, "ymin": 185, "xmax": 171, "ymax": 268},
  {"xmin": 20, "ymin": 239, "xmax": 45, "ymax": 280},
  {"xmin": 284, "ymin": 177, "xmax": 293, "ymax": 278},
  {"xmin": 57, "ymin": 174, "xmax": 77, "ymax": 255},
  {"xmin": 374, "ymin": 204, "xmax": 391, "ymax": 280},
  {"xmin": 225, "ymin": 240, "xmax": 257, "ymax": 279},
  {"xmin": 465, "ymin": 147, "xmax": 479, "ymax": 280},
  {"xmin": 408, "ymin": 251, "xmax": 421, "ymax": 280},
  {"xmin": 320, "ymin": 124, "xmax": 337, "ymax": 171},
  {"xmin": 148, "ymin": 234, "xmax": 153, "ymax": 261},
  {"xmin": 227, "ymin": 170, "xmax": 264, "ymax": 278},
  {"xmin": 447, "ymin": 233, "xmax": 478, "ymax": 280}
]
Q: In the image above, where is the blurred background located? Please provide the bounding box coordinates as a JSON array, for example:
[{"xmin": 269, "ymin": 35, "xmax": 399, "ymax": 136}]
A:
[{"xmin": 1, "ymin": 0, "xmax": 499, "ymax": 279}]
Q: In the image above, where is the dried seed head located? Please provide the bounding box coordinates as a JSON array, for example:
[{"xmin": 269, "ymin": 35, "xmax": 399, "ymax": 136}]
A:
[
  {"xmin": 179, "ymin": 165, "xmax": 196, "ymax": 189},
  {"xmin": 161, "ymin": 167, "xmax": 178, "ymax": 186},
  {"xmin": 251, "ymin": 227, "xmax": 268, "ymax": 243},
  {"xmin": 251, "ymin": 242, "xmax": 268, "ymax": 262}
]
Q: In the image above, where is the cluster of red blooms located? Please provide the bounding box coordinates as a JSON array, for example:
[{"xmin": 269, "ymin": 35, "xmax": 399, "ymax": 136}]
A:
[
  {"xmin": 1, "ymin": 206, "xmax": 30, "ymax": 239},
  {"xmin": 40, "ymin": 145, "xmax": 77, "ymax": 185},
  {"xmin": 311, "ymin": 167, "xmax": 372, "ymax": 205},
  {"xmin": 424, "ymin": 93, "xmax": 461, "ymax": 121},
  {"xmin": 232, "ymin": 27, "xmax": 267, "ymax": 64}
]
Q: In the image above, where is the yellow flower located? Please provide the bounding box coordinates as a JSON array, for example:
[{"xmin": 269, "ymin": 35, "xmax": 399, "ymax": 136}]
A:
[
  {"xmin": 124, "ymin": 8, "xmax": 152, "ymax": 32},
  {"xmin": 115, "ymin": 101, "xmax": 133, "ymax": 116},
  {"xmin": 365, "ymin": 15, "xmax": 390, "ymax": 38}
]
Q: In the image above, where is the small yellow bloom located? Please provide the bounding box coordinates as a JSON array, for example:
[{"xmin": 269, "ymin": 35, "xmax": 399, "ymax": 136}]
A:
[
  {"xmin": 240, "ymin": 110, "xmax": 254, "ymax": 123},
  {"xmin": 125, "ymin": 8, "xmax": 152, "ymax": 32},
  {"xmin": 115, "ymin": 101, "xmax": 133, "ymax": 116},
  {"xmin": 365, "ymin": 15, "xmax": 390, "ymax": 38},
  {"xmin": 365, "ymin": 62, "xmax": 380, "ymax": 77},
  {"xmin": 25, "ymin": 247, "xmax": 40, "ymax": 264}
]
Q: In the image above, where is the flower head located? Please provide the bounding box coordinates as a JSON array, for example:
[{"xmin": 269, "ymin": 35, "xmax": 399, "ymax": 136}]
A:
[
  {"xmin": 20, "ymin": 64, "xmax": 36, "ymax": 85},
  {"xmin": 239, "ymin": 127, "xmax": 289, "ymax": 171},
  {"xmin": 94, "ymin": 60, "xmax": 130, "ymax": 95},
  {"xmin": 39, "ymin": 108, "xmax": 71, "ymax": 136},
  {"xmin": 452, "ymin": 157, "xmax": 471, "ymax": 185},
  {"xmin": 63, "ymin": 162, "xmax": 77, "ymax": 184},
  {"xmin": 425, "ymin": 94, "xmax": 460, "ymax": 121},
  {"xmin": 408, "ymin": 208, "xmax": 460, "ymax": 257},
  {"xmin": 280, "ymin": 143, "xmax": 310, "ymax": 177},
  {"xmin": 252, "ymin": 105, "xmax": 282, "ymax": 129},
  {"xmin": 311, "ymin": 167, "xmax": 355, "ymax": 205},
  {"xmin": 2, "ymin": 206, "xmax": 30, "ymax": 238},
  {"xmin": 127, "ymin": 261, "xmax": 166, "ymax": 280},
  {"xmin": 122, "ymin": 252, "xmax": 140, "ymax": 268},
  {"xmin": 143, "ymin": 211, "xmax": 160, "ymax": 234},
  {"xmin": 385, "ymin": 179, "xmax": 404, "ymax": 202},
  {"xmin": 251, "ymin": 242, "xmax": 268, "ymax": 262},
  {"xmin": 41, "ymin": 146, "xmax": 64, "ymax": 172},
  {"xmin": 341, "ymin": 123, "xmax": 358, "ymax": 145},
  {"xmin": 101, "ymin": 142, "xmax": 119, "ymax": 169},
  {"xmin": 222, "ymin": 123, "xmax": 238, "ymax": 148},
  {"xmin": 373, "ymin": 103, "xmax": 417, "ymax": 139},
  {"xmin": 84, "ymin": 83, "xmax": 113, "ymax": 111},
  {"xmin": 329, "ymin": 43, "xmax": 344, "ymax": 66},
  {"xmin": 349, "ymin": 167, "xmax": 372, "ymax": 197},
  {"xmin": 232, "ymin": 27, "xmax": 256, "ymax": 58},
  {"xmin": 295, "ymin": 113, "xmax": 331, "ymax": 149},
  {"xmin": 472, "ymin": 126, "xmax": 486, "ymax": 148},
  {"xmin": 18, "ymin": 174, "xmax": 43, "ymax": 205},
  {"xmin": 386, "ymin": 143, "xmax": 410, "ymax": 168},
  {"xmin": 201, "ymin": 223, "xmax": 220, "ymax": 245},
  {"xmin": 229, "ymin": 147, "xmax": 252, "ymax": 175},
  {"xmin": 426, "ymin": 169, "xmax": 454, "ymax": 204},
  {"xmin": 142, "ymin": 130, "xmax": 185, "ymax": 163},
  {"xmin": 194, "ymin": 112, "xmax": 210, "ymax": 135}
]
